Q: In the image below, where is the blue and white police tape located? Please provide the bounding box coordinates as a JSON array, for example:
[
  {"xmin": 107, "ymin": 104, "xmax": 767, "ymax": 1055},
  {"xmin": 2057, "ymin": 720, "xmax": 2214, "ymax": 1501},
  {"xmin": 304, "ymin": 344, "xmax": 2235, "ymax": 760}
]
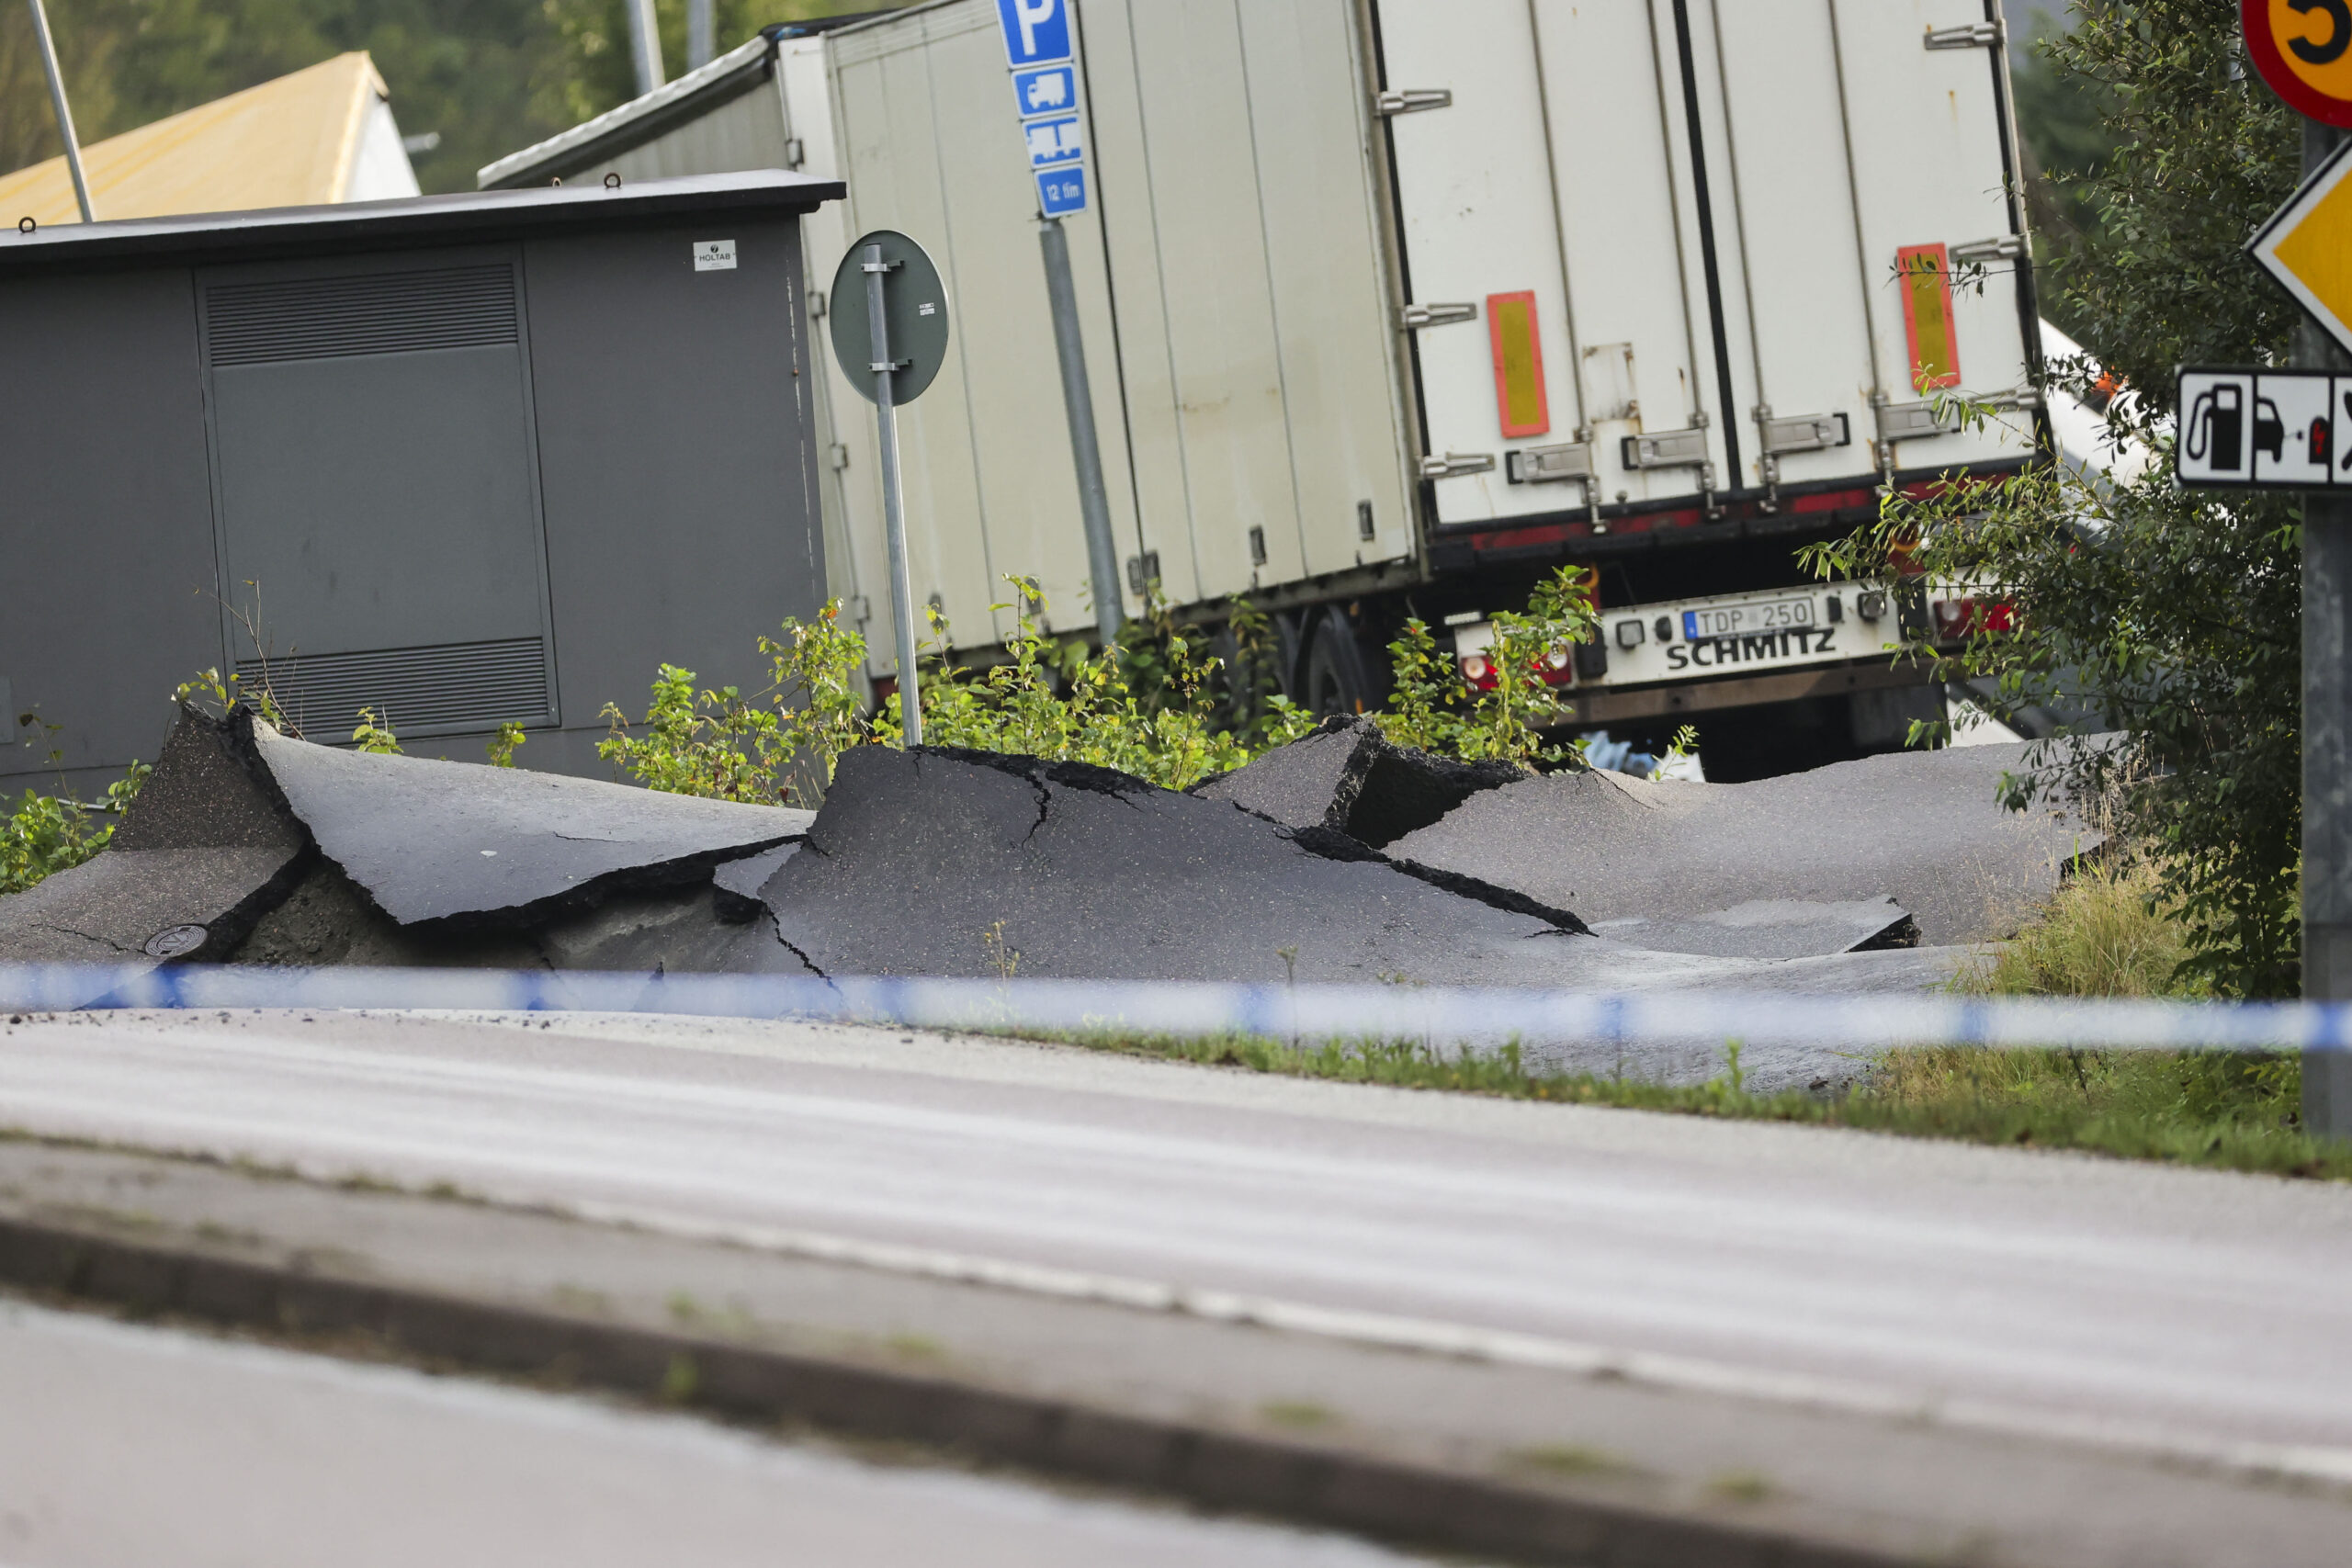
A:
[{"xmin": 0, "ymin": 964, "xmax": 2344, "ymax": 1056}]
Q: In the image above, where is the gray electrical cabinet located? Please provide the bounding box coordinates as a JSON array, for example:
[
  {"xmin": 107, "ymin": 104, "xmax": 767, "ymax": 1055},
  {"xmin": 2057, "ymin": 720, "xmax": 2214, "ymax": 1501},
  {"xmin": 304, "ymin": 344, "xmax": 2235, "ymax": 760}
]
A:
[{"xmin": 0, "ymin": 169, "xmax": 842, "ymax": 795}]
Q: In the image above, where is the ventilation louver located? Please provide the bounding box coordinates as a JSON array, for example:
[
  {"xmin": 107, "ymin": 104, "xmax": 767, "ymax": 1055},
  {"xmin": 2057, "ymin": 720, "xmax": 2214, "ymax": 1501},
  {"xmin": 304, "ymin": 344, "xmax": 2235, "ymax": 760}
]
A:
[
  {"xmin": 238, "ymin": 637, "xmax": 552, "ymax": 739},
  {"xmin": 205, "ymin": 265, "xmax": 519, "ymax": 367}
]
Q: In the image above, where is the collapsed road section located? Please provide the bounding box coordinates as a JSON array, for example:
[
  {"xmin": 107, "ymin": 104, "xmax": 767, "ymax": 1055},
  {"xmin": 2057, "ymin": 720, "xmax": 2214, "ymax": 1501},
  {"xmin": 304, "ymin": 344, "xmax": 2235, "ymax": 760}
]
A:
[{"xmin": 0, "ymin": 710, "xmax": 2098, "ymax": 1016}]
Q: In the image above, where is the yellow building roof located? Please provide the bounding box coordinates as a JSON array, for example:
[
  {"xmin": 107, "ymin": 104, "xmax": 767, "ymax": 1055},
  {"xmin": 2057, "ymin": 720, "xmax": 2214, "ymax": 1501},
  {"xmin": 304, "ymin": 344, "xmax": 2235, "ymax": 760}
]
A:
[{"xmin": 0, "ymin": 52, "xmax": 389, "ymax": 228}]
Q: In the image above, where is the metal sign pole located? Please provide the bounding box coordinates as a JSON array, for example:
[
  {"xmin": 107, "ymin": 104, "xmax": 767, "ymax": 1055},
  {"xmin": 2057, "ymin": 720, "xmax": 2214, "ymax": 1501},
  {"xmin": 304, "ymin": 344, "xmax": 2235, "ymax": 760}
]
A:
[
  {"xmin": 1039, "ymin": 217, "xmax": 1125, "ymax": 644},
  {"xmin": 624, "ymin": 0, "xmax": 664, "ymax": 96},
  {"xmin": 865, "ymin": 242, "xmax": 924, "ymax": 747},
  {"xmin": 2301, "ymin": 118, "xmax": 2352, "ymax": 1135},
  {"xmin": 27, "ymin": 0, "xmax": 93, "ymax": 224}
]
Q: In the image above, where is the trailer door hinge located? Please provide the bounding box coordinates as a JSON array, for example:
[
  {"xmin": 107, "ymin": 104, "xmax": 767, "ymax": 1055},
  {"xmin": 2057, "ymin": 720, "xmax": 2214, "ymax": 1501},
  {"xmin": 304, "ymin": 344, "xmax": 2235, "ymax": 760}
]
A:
[
  {"xmin": 785, "ymin": 137, "xmax": 806, "ymax": 169},
  {"xmin": 1399, "ymin": 301, "xmax": 1478, "ymax": 331},
  {"xmin": 808, "ymin": 288, "xmax": 827, "ymax": 319},
  {"xmin": 1419, "ymin": 451, "xmax": 1495, "ymax": 479},
  {"xmin": 1950, "ymin": 234, "xmax": 2027, "ymax": 265},
  {"xmin": 1374, "ymin": 88, "xmax": 1453, "ymax": 117},
  {"xmin": 1924, "ymin": 21, "xmax": 2000, "ymax": 50},
  {"xmin": 828, "ymin": 442, "xmax": 850, "ymax": 470}
]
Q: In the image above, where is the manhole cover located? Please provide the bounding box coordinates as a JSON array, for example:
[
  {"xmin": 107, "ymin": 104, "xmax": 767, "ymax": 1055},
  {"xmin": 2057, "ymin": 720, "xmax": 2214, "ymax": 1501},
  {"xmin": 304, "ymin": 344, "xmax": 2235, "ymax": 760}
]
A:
[{"xmin": 143, "ymin": 924, "xmax": 209, "ymax": 959}]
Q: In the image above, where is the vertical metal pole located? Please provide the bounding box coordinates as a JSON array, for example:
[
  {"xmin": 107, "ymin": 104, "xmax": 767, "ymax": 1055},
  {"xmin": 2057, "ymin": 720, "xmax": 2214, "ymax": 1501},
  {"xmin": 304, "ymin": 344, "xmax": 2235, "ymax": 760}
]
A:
[
  {"xmin": 1039, "ymin": 217, "xmax": 1125, "ymax": 645},
  {"xmin": 687, "ymin": 0, "xmax": 714, "ymax": 71},
  {"xmin": 865, "ymin": 243, "xmax": 923, "ymax": 746},
  {"xmin": 2302, "ymin": 119, "xmax": 2352, "ymax": 1136},
  {"xmin": 625, "ymin": 0, "xmax": 664, "ymax": 97},
  {"xmin": 27, "ymin": 0, "xmax": 93, "ymax": 224}
]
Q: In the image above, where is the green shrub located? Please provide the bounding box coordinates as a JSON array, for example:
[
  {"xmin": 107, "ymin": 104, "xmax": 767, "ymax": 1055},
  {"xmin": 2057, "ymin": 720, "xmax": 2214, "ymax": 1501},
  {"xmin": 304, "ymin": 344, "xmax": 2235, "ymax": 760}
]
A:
[
  {"xmin": 596, "ymin": 599, "xmax": 875, "ymax": 808},
  {"xmin": 600, "ymin": 567, "xmax": 1599, "ymax": 804},
  {"xmin": 1375, "ymin": 568, "xmax": 1596, "ymax": 769},
  {"xmin": 1, "ymin": 711, "xmax": 148, "ymax": 897},
  {"xmin": 879, "ymin": 577, "xmax": 1315, "ymax": 791}
]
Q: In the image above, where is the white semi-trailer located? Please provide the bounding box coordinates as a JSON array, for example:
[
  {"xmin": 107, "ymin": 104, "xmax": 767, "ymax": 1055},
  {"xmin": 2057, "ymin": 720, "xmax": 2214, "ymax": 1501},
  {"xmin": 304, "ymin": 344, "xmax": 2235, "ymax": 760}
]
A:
[{"xmin": 484, "ymin": 1, "xmax": 2046, "ymax": 777}]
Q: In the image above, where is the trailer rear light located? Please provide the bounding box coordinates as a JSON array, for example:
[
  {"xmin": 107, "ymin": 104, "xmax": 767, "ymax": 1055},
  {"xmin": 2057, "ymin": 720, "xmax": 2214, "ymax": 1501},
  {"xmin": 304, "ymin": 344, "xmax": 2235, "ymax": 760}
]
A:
[
  {"xmin": 1931, "ymin": 596, "xmax": 2018, "ymax": 639},
  {"xmin": 1486, "ymin": 290, "xmax": 1550, "ymax": 438},
  {"xmin": 1459, "ymin": 652, "xmax": 1497, "ymax": 690}
]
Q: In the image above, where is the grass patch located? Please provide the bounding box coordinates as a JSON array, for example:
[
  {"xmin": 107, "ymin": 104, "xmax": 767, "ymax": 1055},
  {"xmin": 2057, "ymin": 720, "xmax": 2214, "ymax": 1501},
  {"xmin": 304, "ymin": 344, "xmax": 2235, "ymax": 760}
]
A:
[
  {"xmin": 1258, "ymin": 1400, "xmax": 1339, "ymax": 1430},
  {"xmin": 1951, "ymin": 854, "xmax": 2199, "ymax": 999},
  {"xmin": 1020, "ymin": 1028, "xmax": 2352, "ymax": 1182}
]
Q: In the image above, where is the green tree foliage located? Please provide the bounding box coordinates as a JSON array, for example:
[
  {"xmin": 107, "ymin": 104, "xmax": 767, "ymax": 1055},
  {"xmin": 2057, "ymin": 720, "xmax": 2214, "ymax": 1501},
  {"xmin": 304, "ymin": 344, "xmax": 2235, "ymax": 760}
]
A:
[
  {"xmin": 2009, "ymin": 13, "xmax": 2121, "ymax": 278},
  {"xmin": 1808, "ymin": 1, "xmax": 2303, "ymax": 996},
  {"xmin": 539, "ymin": 0, "xmax": 871, "ymax": 128},
  {"xmin": 2, "ymin": 1, "xmax": 882, "ymax": 197}
]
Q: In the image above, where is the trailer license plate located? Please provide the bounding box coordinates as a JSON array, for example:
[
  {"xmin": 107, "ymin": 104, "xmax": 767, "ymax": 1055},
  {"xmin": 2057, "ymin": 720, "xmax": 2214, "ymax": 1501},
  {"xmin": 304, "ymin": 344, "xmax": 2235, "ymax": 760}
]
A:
[{"xmin": 1682, "ymin": 598, "xmax": 1814, "ymax": 640}]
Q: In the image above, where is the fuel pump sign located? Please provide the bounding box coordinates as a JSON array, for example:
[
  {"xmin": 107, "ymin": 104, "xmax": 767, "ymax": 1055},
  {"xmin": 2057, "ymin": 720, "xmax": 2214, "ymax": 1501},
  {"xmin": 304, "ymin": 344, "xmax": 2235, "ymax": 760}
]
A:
[{"xmin": 2177, "ymin": 367, "xmax": 2346, "ymax": 488}]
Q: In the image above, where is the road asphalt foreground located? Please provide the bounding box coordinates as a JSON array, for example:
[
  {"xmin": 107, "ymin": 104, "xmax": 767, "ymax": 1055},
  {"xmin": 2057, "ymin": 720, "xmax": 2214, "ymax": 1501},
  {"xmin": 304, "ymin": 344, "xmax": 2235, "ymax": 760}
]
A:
[
  {"xmin": 2, "ymin": 1009, "xmax": 2349, "ymax": 1566},
  {"xmin": 0, "ymin": 1301, "xmax": 1437, "ymax": 1568},
  {"xmin": 0, "ymin": 709, "xmax": 2103, "ymax": 1025}
]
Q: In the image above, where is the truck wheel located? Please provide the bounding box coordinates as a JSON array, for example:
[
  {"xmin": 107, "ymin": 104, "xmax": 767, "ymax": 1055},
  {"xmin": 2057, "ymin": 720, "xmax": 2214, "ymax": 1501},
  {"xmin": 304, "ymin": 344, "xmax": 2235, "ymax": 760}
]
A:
[{"xmin": 1302, "ymin": 608, "xmax": 1376, "ymax": 717}]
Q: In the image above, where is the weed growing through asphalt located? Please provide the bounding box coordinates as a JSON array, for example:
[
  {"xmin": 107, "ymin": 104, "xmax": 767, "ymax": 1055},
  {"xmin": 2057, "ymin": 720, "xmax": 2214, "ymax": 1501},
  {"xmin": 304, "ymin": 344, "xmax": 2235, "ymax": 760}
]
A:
[
  {"xmin": 1, "ymin": 712, "xmax": 147, "ymax": 897},
  {"xmin": 1953, "ymin": 853, "xmax": 2199, "ymax": 999}
]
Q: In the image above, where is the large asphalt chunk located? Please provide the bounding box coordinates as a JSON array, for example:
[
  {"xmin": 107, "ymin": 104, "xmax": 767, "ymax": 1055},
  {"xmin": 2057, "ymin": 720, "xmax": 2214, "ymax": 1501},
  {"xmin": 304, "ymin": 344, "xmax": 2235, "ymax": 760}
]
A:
[
  {"xmin": 1387, "ymin": 741, "xmax": 2102, "ymax": 946},
  {"xmin": 0, "ymin": 708, "xmax": 307, "ymax": 966},
  {"xmin": 758, "ymin": 746, "xmax": 1952, "ymax": 1002},
  {"xmin": 1192, "ymin": 716, "xmax": 1527, "ymax": 849},
  {"xmin": 248, "ymin": 723, "xmax": 810, "ymax": 929}
]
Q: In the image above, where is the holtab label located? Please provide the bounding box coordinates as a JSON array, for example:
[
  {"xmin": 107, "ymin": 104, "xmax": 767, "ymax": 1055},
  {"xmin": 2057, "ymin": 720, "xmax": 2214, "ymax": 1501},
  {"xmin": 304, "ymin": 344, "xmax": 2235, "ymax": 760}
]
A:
[{"xmin": 694, "ymin": 239, "xmax": 738, "ymax": 272}]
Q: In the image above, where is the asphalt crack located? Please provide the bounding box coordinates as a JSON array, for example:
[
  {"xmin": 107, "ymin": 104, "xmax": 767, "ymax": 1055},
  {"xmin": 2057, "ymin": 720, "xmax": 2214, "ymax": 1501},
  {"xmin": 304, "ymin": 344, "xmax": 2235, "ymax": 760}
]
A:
[{"xmin": 33, "ymin": 923, "xmax": 137, "ymax": 956}]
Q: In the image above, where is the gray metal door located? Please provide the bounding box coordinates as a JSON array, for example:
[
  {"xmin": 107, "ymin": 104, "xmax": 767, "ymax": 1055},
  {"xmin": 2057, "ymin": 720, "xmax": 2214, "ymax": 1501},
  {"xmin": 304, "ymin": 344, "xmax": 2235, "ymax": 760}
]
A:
[{"xmin": 198, "ymin": 254, "xmax": 559, "ymax": 739}]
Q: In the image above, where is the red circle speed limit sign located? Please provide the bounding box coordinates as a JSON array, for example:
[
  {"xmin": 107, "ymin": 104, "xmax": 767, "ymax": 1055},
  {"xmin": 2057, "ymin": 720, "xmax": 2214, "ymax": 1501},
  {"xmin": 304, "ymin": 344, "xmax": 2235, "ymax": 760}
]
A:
[{"xmin": 2247, "ymin": 0, "xmax": 2352, "ymax": 124}]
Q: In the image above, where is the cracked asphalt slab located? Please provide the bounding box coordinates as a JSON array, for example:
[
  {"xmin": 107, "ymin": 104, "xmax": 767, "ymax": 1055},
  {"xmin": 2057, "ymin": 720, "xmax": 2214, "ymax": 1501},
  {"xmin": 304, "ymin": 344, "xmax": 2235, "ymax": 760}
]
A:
[
  {"xmin": 1387, "ymin": 740, "xmax": 2104, "ymax": 947},
  {"xmin": 248, "ymin": 716, "xmax": 808, "ymax": 928}
]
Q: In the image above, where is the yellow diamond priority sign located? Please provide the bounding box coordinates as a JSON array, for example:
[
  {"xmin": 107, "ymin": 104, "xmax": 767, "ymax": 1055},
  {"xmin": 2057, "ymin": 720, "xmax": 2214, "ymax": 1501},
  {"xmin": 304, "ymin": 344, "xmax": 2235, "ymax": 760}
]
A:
[{"xmin": 2251, "ymin": 139, "xmax": 2352, "ymax": 357}]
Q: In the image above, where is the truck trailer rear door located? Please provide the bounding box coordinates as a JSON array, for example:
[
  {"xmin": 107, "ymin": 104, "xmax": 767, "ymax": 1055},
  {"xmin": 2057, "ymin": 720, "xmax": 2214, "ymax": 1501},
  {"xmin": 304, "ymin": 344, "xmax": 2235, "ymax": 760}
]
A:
[
  {"xmin": 1374, "ymin": 0, "xmax": 2038, "ymax": 528},
  {"xmin": 1374, "ymin": 0, "xmax": 1724, "ymax": 527},
  {"xmin": 1705, "ymin": 0, "xmax": 2037, "ymax": 491}
]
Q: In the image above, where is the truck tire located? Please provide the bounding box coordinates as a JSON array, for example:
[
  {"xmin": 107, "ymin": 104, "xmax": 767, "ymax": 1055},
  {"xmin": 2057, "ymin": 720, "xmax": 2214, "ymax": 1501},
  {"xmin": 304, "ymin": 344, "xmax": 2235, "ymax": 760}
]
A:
[{"xmin": 1301, "ymin": 607, "xmax": 1377, "ymax": 717}]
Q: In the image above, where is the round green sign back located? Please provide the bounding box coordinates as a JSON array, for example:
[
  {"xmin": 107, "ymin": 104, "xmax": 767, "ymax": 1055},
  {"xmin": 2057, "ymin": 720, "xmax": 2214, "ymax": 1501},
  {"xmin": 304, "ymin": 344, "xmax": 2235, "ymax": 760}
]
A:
[{"xmin": 829, "ymin": 230, "xmax": 951, "ymax": 405}]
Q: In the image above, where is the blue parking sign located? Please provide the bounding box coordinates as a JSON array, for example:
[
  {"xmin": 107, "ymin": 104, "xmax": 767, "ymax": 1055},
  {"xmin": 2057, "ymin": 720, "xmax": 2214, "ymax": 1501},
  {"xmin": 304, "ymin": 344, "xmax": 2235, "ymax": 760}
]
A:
[
  {"xmin": 1036, "ymin": 163, "xmax": 1088, "ymax": 217},
  {"xmin": 996, "ymin": 0, "xmax": 1070, "ymax": 67},
  {"xmin": 1012, "ymin": 63, "xmax": 1077, "ymax": 118},
  {"xmin": 1022, "ymin": 113, "xmax": 1084, "ymax": 168}
]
